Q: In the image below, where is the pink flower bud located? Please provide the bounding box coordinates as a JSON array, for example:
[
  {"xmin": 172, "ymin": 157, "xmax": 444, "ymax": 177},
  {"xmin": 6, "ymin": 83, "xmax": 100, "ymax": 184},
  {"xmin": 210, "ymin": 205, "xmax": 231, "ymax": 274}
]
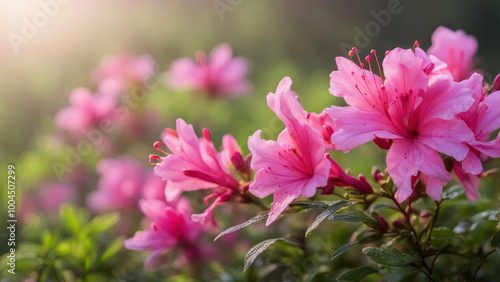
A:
[
  {"xmin": 493, "ymin": 74, "xmax": 500, "ymax": 92},
  {"xmin": 420, "ymin": 210, "xmax": 431, "ymax": 218},
  {"xmin": 392, "ymin": 220, "xmax": 407, "ymax": 230},
  {"xmin": 378, "ymin": 215, "xmax": 389, "ymax": 232}
]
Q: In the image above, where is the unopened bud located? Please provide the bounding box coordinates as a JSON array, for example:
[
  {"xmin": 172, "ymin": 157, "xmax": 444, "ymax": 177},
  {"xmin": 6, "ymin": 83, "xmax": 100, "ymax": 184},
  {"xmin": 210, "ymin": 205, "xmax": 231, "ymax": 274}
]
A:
[
  {"xmin": 420, "ymin": 210, "xmax": 431, "ymax": 218},
  {"xmin": 392, "ymin": 220, "xmax": 407, "ymax": 230},
  {"xmin": 493, "ymin": 74, "xmax": 500, "ymax": 92},
  {"xmin": 371, "ymin": 166, "xmax": 381, "ymax": 182},
  {"xmin": 378, "ymin": 215, "xmax": 389, "ymax": 232},
  {"xmin": 373, "ymin": 137, "xmax": 391, "ymax": 150}
]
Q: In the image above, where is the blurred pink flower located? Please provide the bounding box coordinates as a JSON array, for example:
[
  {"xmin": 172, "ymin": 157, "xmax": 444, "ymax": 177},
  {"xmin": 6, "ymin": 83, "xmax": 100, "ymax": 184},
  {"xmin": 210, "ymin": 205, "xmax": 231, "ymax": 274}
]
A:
[
  {"xmin": 248, "ymin": 77, "xmax": 331, "ymax": 225},
  {"xmin": 427, "ymin": 26, "xmax": 478, "ymax": 81},
  {"xmin": 328, "ymin": 47, "xmax": 475, "ymax": 202},
  {"xmin": 166, "ymin": 43, "xmax": 250, "ymax": 98},
  {"xmin": 153, "ymin": 118, "xmax": 242, "ymax": 223},
  {"xmin": 55, "ymin": 87, "xmax": 116, "ymax": 135},
  {"xmin": 39, "ymin": 182, "xmax": 77, "ymax": 214},
  {"xmin": 453, "ymin": 74, "xmax": 500, "ymax": 200},
  {"xmin": 20, "ymin": 182, "xmax": 77, "ymax": 219},
  {"xmin": 124, "ymin": 198, "xmax": 211, "ymax": 270},
  {"xmin": 92, "ymin": 53, "xmax": 156, "ymax": 97},
  {"xmin": 87, "ymin": 157, "xmax": 165, "ymax": 212},
  {"xmin": 142, "ymin": 173, "xmax": 167, "ymax": 201}
]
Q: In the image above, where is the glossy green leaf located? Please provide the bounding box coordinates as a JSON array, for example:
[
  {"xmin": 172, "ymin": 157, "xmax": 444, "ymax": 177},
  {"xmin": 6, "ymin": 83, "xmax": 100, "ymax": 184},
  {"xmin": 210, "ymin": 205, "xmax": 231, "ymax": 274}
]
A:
[
  {"xmin": 491, "ymin": 231, "xmax": 500, "ymax": 248},
  {"xmin": 432, "ymin": 227, "xmax": 456, "ymax": 240},
  {"xmin": 337, "ymin": 266, "xmax": 378, "ymax": 282},
  {"xmin": 331, "ymin": 242, "xmax": 357, "ymax": 260},
  {"xmin": 442, "ymin": 185, "xmax": 465, "ymax": 200},
  {"xmin": 244, "ymin": 238, "xmax": 284, "ymax": 271},
  {"xmin": 362, "ymin": 247, "xmax": 417, "ymax": 267},
  {"xmin": 214, "ymin": 214, "xmax": 268, "ymax": 241},
  {"xmin": 305, "ymin": 200, "xmax": 351, "ymax": 237}
]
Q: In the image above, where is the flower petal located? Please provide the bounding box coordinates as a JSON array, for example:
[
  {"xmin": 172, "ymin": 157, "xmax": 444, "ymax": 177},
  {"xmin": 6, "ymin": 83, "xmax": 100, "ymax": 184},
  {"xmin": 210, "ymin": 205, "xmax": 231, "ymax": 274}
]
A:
[
  {"xmin": 265, "ymin": 187, "xmax": 303, "ymax": 226},
  {"xmin": 417, "ymin": 118, "xmax": 473, "ymax": 161},
  {"xmin": 329, "ymin": 57, "xmax": 384, "ymax": 113},
  {"xmin": 329, "ymin": 106, "xmax": 401, "ymax": 152}
]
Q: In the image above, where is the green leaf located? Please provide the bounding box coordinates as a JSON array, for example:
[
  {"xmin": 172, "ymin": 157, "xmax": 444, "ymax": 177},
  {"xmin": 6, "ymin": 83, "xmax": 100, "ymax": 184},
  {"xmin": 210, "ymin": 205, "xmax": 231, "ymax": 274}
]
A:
[
  {"xmin": 362, "ymin": 247, "xmax": 417, "ymax": 267},
  {"xmin": 41, "ymin": 230, "xmax": 58, "ymax": 252},
  {"xmin": 369, "ymin": 203, "xmax": 396, "ymax": 213},
  {"xmin": 99, "ymin": 237, "xmax": 124, "ymax": 263},
  {"xmin": 491, "ymin": 231, "xmax": 500, "ymax": 248},
  {"xmin": 214, "ymin": 214, "xmax": 268, "ymax": 241},
  {"xmin": 60, "ymin": 204, "xmax": 81, "ymax": 235},
  {"xmin": 244, "ymin": 238, "xmax": 284, "ymax": 271},
  {"xmin": 82, "ymin": 212, "xmax": 120, "ymax": 235},
  {"xmin": 381, "ymin": 236, "xmax": 405, "ymax": 249},
  {"xmin": 337, "ymin": 266, "xmax": 378, "ymax": 282},
  {"xmin": 329, "ymin": 212, "xmax": 378, "ymax": 227},
  {"xmin": 331, "ymin": 242, "xmax": 357, "ymax": 260},
  {"xmin": 291, "ymin": 201, "xmax": 340, "ymax": 209},
  {"xmin": 442, "ymin": 185, "xmax": 465, "ymax": 200},
  {"xmin": 431, "ymin": 227, "xmax": 456, "ymax": 240},
  {"xmin": 305, "ymin": 200, "xmax": 351, "ymax": 237},
  {"xmin": 472, "ymin": 210, "xmax": 500, "ymax": 222}
]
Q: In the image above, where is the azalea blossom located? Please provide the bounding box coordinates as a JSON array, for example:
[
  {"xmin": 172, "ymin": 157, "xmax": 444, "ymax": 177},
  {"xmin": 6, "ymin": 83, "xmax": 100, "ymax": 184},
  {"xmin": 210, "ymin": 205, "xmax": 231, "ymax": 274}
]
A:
[
  {"xmin": 166, "ymin": 43, "xmax": 250, "ymax": 98},
  {"xmin": 152, "ymin": 118, "xmax": 247, "ymax": 224},
  {"xmin": 124, "ymin": 198, "xmax": 211, "ymax": 270},
  {"xmin": 92, "ymin": 52, "xmax": 156, "ymax": 97},
  {"xmin": 87, "ymin": 157, "xmax": 165, "ymax": 212},
  {"xmin": 328, "ymin": 47, "xmax": 475, "ymax": 202},
  {"xmin": 452, "ymin": 73, "xmax": 500, "ymax": 200},
  {"xmin": 55, "ymin": 87, "xmax": 116, "ymax": 135},
  {"xmin": 248, "ymin": 77, "xmax": 331, "ymax": 225},
  {"xmin": 427, "ymin": 26, "xmax": 478, "ymax": 81}
]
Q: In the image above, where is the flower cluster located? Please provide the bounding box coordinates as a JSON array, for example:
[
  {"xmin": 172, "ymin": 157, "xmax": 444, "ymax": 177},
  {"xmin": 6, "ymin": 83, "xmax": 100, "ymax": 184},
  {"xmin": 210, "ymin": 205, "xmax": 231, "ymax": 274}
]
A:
[
  {"xmin": 56, "ymin": 53, "xmax": 155, "ymax": 136},
  {"xmin": 118, "ymin": 27, "xmax": 500, "ymax": 272}
]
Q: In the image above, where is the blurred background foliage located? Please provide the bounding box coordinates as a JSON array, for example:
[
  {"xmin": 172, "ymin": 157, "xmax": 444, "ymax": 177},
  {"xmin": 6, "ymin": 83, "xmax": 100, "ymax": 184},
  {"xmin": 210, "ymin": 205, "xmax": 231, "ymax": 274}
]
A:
[{"xmin": 1, "ymin": 0, "xmax": 500, "ymax": 280}]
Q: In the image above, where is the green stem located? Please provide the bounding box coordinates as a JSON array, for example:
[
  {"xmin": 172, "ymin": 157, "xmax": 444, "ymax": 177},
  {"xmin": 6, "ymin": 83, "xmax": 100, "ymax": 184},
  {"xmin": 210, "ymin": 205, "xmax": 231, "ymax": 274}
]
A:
[
  {"xmin": 425, "ymin": 201, "xmax": 441, "ymax": 247},
  {"xmin": 472, "ymin": 249, "xmax": 497, "ymax": 281}
]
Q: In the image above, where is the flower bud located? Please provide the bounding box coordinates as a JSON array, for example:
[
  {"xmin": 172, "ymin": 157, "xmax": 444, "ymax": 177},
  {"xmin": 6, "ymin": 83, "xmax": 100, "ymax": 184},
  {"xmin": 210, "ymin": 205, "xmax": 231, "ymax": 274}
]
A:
[
  {"xmin": 392, "ymin": 219, "xmax": 407, "ymax": 230},
  {"xmin": 420, "ymin": 210, "xmax": 431, "ymax": 218},
  {"xmin": 378, "ymin": 215, "xmax": 389, "ymax": 232},
  {"xmin": 493, "ymin": 74, "xmax": 500, "ymax": 92}
]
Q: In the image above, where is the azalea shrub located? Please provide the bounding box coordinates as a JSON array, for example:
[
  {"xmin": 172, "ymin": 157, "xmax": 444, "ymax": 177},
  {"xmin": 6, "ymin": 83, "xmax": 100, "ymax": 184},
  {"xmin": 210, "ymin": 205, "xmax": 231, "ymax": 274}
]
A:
[{"xmin": 2, "ymin": 26, "xmax": 500, "ymax": 282}]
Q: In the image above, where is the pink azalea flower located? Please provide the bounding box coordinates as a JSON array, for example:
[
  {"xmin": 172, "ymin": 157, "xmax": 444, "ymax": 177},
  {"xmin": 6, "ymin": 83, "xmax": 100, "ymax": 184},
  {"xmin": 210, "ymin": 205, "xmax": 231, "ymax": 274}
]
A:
[
  {"xmin": 328, "ymin": 47, "xmax": 475, "ymax": 202},
  {"xmin": 427, "ymin": 26, "xmax": 478, "ymax": 81},
  {"xmin": 55, "ymin": 88, "xmax": 116, "ymax": 135},
  {"xmin": 92, "ymin": 52, "xmax": 156, "ymax": 97},
  {"xmin": 87, "ymin": 157, "xmax": 165, "ymax": 212},
  {"xmin": 452, "ymin": 73, "xmax": 500, "ymax": 200},
  {"xmin": 248, "ymin": 77, "xmax": 331, "ymax": 225},
  {"xmin": 166, "ymin": 43, "xmax": 250, "ymax": 98},
  {"xmin": 124, "ymin": 198, "xmax": 211, "ymax": 270},
  {"xmin": 152, "ymin": 119, "xmax": 243, "ymax": 223}
]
